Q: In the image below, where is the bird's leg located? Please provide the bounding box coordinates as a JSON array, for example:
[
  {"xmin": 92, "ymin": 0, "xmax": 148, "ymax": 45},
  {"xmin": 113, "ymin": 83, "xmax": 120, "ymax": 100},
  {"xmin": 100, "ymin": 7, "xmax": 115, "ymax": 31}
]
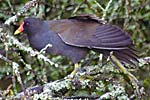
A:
[
  {"xmin": 109, "ymin": 52, "xmax": 142, "ymax": 99},
  {"xmin": 70, "ymin": 63, "xmax": 79, "ymax": 77},
  {"xmin": 65, "ymin": 63, "xmax": 79, "ymax": 79}
]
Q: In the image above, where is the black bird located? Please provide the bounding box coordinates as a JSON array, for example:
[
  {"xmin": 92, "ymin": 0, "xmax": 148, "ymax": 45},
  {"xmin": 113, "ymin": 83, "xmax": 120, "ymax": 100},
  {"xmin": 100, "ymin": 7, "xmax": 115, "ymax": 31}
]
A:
[{"xmin": 14, "ymin": 14, "xmax": 138, "ymax": 75}]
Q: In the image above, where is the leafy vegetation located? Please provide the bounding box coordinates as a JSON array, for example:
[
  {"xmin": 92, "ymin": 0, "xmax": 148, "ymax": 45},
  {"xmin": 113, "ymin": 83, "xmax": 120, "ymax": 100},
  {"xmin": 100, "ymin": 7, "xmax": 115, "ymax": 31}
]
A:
[{"xmin": 0, "ymin": 0, "xmax": 149, "ymax": 99}]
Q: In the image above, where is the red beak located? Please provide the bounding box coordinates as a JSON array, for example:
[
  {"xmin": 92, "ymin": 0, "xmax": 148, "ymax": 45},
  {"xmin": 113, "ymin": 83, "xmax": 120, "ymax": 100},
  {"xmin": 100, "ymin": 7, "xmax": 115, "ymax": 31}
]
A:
[{"xmin": 14, "ymin": 21, "xmax": 24, "ymax": 35}]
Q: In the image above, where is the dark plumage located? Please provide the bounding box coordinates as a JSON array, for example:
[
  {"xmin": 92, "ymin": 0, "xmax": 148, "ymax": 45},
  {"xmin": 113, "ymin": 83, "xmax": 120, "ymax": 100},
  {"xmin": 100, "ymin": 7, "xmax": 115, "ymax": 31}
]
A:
[{"xmin": 14, "ymin": 15, "xmax": 138, "ymax": 65}]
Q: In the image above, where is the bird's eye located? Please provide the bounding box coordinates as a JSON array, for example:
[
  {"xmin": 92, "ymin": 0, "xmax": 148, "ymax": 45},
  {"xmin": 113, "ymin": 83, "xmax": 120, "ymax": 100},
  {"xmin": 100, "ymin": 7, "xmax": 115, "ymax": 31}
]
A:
[{"xmin": 25, "ymin": 22, "xmax": 29, "ymax": 26}]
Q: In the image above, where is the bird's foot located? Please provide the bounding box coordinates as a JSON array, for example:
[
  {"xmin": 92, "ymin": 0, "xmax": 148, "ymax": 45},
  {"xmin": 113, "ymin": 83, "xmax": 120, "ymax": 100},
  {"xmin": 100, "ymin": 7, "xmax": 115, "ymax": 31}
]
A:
[{"xmin": 65, "ymin": 63, "xmax": 79, "ymax": 79}]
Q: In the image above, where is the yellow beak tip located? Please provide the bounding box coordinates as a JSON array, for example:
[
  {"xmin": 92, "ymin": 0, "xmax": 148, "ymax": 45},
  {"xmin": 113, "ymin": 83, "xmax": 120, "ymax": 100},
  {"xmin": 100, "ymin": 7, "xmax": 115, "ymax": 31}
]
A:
[{"xmin": 14, "ymin": 30, "xmax": 21, "ymax": 35}]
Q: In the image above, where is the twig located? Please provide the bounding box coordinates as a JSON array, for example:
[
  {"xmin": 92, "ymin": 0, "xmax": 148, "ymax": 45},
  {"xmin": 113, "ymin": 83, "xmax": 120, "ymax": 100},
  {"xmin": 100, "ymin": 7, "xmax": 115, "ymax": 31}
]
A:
[
  {"xmin": 5, "ymin": 33, "xmax": 57, "ymax": 67},
  {"xmin": 94, "ymin": 0, "xmax": 105, "ymax": 12},
  {"xmin": 95, "ymin": 0, "xmax": 113, "ymax": 20},
  {"xmin": 4, "ymin": 0, "xmax": 38, "ymax": 25},
  {"xmin": 123, "ymin": 0, "xmax": 130, "ymax": 29},
  {"xmin": 72, "ymin": 1, "xmax": 84, "ymax": 16},
  {"xmin": 39, "ymin": 44, "xmax": 52, "ymax": 54},
  {"xmin": 109, "ymin": 52, "xmax": 142, "ymax": 100},
  {"xmin": 0, "ymin": 54, "xmax": 25, "ymax": 97},
  {"xmin": 102, "ymin": 0, "xmax": 113, "ymax": 20},
  {"xmin": 6, "ymin": 0, "xmax": 14, "ymax": 13}
]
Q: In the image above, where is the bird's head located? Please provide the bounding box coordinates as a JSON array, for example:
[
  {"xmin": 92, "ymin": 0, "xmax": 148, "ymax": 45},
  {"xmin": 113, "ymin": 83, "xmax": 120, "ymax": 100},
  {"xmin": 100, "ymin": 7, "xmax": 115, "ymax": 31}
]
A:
[{"xmin": 14, "ymin": 18, "xmax": 42, "ymax": 35}]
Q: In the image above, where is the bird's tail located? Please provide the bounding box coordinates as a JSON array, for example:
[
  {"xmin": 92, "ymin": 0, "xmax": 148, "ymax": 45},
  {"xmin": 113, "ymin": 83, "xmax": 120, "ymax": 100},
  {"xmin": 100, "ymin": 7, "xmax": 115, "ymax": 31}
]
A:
[{"xmin": 101, "ymin": 47, "xmax": 139, "ymax": 66}]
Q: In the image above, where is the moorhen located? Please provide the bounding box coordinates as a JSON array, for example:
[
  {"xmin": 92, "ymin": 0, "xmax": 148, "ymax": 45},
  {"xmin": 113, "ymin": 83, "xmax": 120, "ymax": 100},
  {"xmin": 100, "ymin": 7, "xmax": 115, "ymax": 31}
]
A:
[{"xmin": 14, "ymin": 14, "xmax": 138, "ymax": 76}]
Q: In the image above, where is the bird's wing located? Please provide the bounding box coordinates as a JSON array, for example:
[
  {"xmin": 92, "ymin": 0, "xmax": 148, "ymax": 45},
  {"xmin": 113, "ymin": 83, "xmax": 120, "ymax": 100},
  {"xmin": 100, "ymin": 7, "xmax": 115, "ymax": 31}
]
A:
[{"xmin": 50, "ymin": 15, "xmax": 133, "ymax": 50}]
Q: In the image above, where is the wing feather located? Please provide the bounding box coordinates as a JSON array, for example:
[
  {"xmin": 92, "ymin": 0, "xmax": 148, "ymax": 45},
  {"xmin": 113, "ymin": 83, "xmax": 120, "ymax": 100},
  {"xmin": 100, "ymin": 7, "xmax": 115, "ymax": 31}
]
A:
[
  {"xmin": 49, "ymin": 15, "xmax": 138, "ymax": 65},
  {"xmin": 50, "ymin": 20, "xmax": 132, "ymax": 50}
]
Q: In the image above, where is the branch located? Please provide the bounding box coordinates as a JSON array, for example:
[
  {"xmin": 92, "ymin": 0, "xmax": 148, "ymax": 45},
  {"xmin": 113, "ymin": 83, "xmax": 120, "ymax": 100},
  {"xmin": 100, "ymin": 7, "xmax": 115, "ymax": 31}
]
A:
[
  {"xmin": 4, "ymin": 0, "xmax": 38, "ymax": 25},
  {"xmin": 95, "ymin": 0, "xmax": 113, "ymax": 20},
  {"xmin": 7, "ymin": 34, "xmax": 56, "ymax": 66},
  {"xmin": 11, "ymin": 55, "xmax": 149, "ymax": 99},
  {"xmin": 14, "ymin": 75, "xmax": 129, "ymax": 99},
  {"xmin": 102, "ymin": 0, "xmax": 113, "ymax": 20}
]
